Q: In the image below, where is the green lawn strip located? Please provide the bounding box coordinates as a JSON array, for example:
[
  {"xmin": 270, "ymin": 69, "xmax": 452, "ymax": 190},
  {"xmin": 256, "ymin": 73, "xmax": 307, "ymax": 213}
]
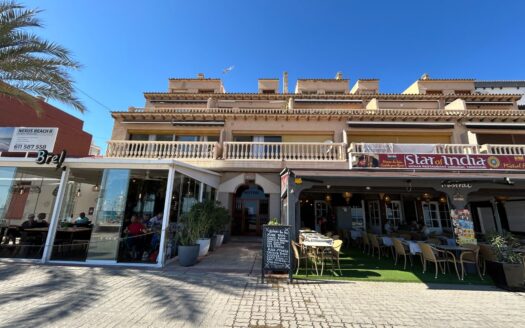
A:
[{"xmin": 294, "ymin": 247, "xmax": 493, "ymax": 285}]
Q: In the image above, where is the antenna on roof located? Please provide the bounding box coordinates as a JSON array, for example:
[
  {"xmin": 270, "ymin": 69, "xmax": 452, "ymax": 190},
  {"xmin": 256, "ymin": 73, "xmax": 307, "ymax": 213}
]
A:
[
  {"xmin": 283, "ymin": 71, "xmax": 288, "ymax": 94},
  {"xmin": 421, "ymin": 73, "xmax": 430, "ymax": 80}
]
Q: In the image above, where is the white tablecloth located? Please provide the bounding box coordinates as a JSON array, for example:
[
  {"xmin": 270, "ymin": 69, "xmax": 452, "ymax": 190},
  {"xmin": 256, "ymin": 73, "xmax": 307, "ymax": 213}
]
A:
[{"xmin": 403, "ymin": 241, "xmax": 421, "ymax": 255}]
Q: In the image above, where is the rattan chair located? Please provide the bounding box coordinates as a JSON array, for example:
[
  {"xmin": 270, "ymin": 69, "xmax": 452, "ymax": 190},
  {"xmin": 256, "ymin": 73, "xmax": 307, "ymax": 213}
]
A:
[
  {"xmin": 427, "ymin": 237, "xmax": 441, "ymax": 245},
  {"xmin": 418, "ymin": 242, "xmax": 460, "ymax": 279},
  {"xmin": 393, "ymin": 238, "xmax": 412, "ymax": 270},
  {"xmin": 478, "ymin": 243, "xmax": 497, "ymax": 276},
  {"xmin": 292, "ymin": 241, "xmax": 318, "ymax": 275},
  {"xmin": 459, "ymin": 244, "xmax": 483, "ymax": 280},
  {"xmin": 329, "ymin": 239, "xmax": 344, "ymax": 275},
  {"xmin": 369, "ymin": 234, "xmax": 389, "ymax": 259},
  {"xmin": 362, "ymin": 232, "xmax": 371, "ymax": 254}
]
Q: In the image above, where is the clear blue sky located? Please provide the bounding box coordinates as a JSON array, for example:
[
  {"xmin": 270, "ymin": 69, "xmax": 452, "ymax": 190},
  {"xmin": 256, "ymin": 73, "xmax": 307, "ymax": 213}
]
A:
[{"xmin": 23, "ymin": 0, "xmax": 525, "ymax": 151}]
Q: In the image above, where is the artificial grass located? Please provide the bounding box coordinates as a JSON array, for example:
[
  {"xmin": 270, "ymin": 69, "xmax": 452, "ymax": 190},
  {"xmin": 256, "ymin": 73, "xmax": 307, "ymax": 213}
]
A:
[{"xmin": 294, "ymin": 246, "xmax": 493, "ymax": 285}]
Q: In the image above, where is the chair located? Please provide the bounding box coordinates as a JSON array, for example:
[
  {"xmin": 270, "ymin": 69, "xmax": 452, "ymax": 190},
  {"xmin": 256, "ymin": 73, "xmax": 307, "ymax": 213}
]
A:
[
  {"xmin": 478, "ymin": 244, "xmax": 497, "ymax": 276},
  {"xmin": 427, "ymin": 237, "xmax": 441, "ymax": 245},
  {"xmin": 369, "ymin": 234, "xmax": 389, "ymax": 259},
  {"xmin": 459, "ymin": 244, "xmax": 483, "ymax": 280},
  {"xmin": 329, "ymin": 239, "xmax": 343, "ymax": 275},
  {"xmin": 292, "ymin": 241, "xmax": 317, "ymax": 275},
  {"xmin": 393, "ymin": 238, "xmax": 412, "ymax": 270},
  {"xmin": 339, "ymin": 230, "xmax": 350, "ymax": 247},
  {"xmin": 418, "ymin": 242, "xmax": 460, "ymax": 279},
  {"xmin": 361, "ymin": 233, "xmax": 371, "ymax": 254}
]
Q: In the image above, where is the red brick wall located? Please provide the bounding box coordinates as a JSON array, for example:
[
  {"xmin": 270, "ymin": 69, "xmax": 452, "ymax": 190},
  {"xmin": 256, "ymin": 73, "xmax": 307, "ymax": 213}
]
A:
[{"xmin": 0, "ymin": 95, "xmax": 92, "ymax": 157}]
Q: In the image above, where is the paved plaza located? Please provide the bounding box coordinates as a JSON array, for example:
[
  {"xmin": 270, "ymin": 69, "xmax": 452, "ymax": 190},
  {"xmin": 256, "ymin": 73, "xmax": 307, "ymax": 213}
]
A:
[{"xmin": 1, "ymin": 239, "xmax": 524, "ymax": 328}]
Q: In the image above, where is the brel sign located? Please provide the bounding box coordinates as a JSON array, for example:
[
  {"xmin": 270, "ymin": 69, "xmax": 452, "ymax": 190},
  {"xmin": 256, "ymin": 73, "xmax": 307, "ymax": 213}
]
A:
[{"xmin": 36, "ymin": 150, "xmax": 66, "ymax": 169}]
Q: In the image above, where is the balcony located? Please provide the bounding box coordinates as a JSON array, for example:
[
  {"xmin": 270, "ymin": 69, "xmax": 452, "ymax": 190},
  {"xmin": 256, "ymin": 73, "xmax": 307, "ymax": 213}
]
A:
[
  {"xmin": 106, "ymin": 140, "xmax": 218, "ymax": 159},
  {"xmin": 349, "ymin": 143, "xmax": 525, "ymax": 155},
  {"xmin": 223, "ymin": 142, "xmax": 346, "ymax": 161}
]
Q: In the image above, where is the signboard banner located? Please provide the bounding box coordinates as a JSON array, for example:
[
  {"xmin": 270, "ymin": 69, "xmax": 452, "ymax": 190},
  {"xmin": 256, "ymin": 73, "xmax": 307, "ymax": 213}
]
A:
[
  {"xmin": 262, "ymin": 224, "xmax": 292, "ymax": 281},
  {"xmin": 352, "ymin": 153, "xmax": 525, "ymax": 171},
  {"xmin": 8, "ymin": 127, "xmax": 58, "ymax": 153},
  {"xmin": 451, "ymin": 209, "xmax": 477, "ymax": 245}
]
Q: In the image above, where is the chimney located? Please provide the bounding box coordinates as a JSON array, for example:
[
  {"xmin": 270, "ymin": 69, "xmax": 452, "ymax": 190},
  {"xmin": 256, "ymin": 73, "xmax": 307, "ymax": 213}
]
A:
[
  {"xmin": 336, "ymin": 72, "xmax": 343, "ymax": 80},
  {"xmin": 283, "ymin": 71, "xmax": 288, "ymax": 94},
  {"xmin": 197, "ymin": 73, "xmax": 205, "ymax": 79}
]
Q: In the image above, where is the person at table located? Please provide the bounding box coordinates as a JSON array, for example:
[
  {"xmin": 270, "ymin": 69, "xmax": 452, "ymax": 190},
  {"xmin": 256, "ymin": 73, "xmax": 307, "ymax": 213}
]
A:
[
  {"xmin": 409, "ymin": 221, "xmax": 420, "ymax": 232},
  {"xmin": 421, "ymin": 224, "xmax": 431, "ymax": 239},
  {"xmin": 147, "ymin": 212, "xmax": 163, "ymax": 250},
  {"xmin": 21, "ymin": 214, "xmax": 37, "ymax": 229},
  {"xmin": 75, "ymin": 212, "xmax": 91, "ymax": 226},
  {"xmin": 34, "ymin": 213, "xmax": 49, "ymax": 228},
  {"xmin": 384, "ymin": 221, "xmax": 394, "ymax": 234},
  {"xmin": 125, "ymin": 215, "xmax": 147, "ymax": 260}
]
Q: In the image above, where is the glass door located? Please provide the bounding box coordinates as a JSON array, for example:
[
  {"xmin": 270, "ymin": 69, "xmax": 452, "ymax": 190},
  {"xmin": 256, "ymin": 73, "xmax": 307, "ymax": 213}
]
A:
[
  {"xmin": 242, "ymin": 200, "xmax": 259, "ymax": 235},
  {"xmin": 367, "ymin": 200, "xmax": 381, "ymax": 233},
  {"xmin": 422, "ymin": 201, "xmax": 442, "ymax": 233}
]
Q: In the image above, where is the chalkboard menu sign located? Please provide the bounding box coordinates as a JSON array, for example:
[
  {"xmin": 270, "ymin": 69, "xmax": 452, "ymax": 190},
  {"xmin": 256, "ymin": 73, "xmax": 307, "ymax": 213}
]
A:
[{"xmin": 262, "ymin": 225, "xmax": 292, "ymax": 282}]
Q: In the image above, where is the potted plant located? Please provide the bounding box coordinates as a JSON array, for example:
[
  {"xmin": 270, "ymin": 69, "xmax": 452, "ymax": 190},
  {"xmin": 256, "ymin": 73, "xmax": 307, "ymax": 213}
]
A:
[
  {"xmin": 212, "ymin": 203, "xmax": 232, "ymax": 248},
  {"xmin": 486, "ymin": 232, "xmax": 525, "ymax": 290},
  {"xmin": 176, "ymin": 212, "xmax": 201, "ymax": 267}
]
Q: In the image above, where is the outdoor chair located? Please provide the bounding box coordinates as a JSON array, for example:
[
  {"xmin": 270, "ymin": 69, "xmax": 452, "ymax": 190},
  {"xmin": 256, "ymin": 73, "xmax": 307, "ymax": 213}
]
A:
[
  {"xmin": 418, "ymin": 242, "xmax": 460, "ymax": 279},
  {"xmin": 292, "ymin": 241, "xmax": 318, "ymax": 275},
  {"xmin": 329, "ymin": 239, "xmax": 343, "ymax": 275},
  {"xmin": 478, "ymin": 244, "xmax": 497, "ymax": 276},
  {"xmin": 369, "ymin": 234, "xmax": 389, "ymax": 259},
  {"xmin": 427, "ymin": 237, "xmax": 442, "ymax": 245},
  {"xmin": 362, "ymin": 233, "xmax": 371, "ymax": 254},
  {"xmin": 339, "ymin": 230, "xmax": 350, "ymax": 247},
  {"xmin": 459, "ymin": 244, "xmax": 483, "ymax": 280},
  {"xmin": 393, "ymin": 238, "xmax": 412, "ymax": 270}
]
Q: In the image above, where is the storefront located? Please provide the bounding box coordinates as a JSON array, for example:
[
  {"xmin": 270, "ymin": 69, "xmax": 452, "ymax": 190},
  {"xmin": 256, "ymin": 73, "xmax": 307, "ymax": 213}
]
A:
[{"xmin": 0, "ymin": 157, "xmax": 220, "ymax": 268}]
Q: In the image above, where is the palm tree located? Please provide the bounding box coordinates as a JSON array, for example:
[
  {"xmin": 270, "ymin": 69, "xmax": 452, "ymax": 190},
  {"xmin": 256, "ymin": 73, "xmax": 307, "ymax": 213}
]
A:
[{"xmin": 0, "ymin": 1, "xmax": 85, "ymax": 112}]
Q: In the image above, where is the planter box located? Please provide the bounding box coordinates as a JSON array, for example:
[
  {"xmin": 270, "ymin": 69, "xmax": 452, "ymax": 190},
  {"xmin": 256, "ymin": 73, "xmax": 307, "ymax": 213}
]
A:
[
  {"xmin": 487, "ymin": 261, "xmax": 525, "ymax": 290},
  {"xmin": 178, "ymin": 245, "xmax": 199, "ymax": 267},
  {"xmin": 197, "ymin": 238, "xmax": 210, "ymax": 256}
]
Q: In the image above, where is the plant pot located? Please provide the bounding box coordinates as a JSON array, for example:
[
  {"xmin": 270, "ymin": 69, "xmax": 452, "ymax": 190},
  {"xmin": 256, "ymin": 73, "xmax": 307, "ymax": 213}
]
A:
[
  {"xmin": 197, "ymin": 238, "xmax": 210, "ymax": 257},
  {"xmin": 209, "ymin": 235, "xmax": 217, "ymax": 252},
  {"xmin": 487, "ymin": 261, "xmax": 525, "ymax": 289},
  {"xmin": 215, "ymin": 234, "xmax": 224, "ymax": 248},
  {"xmin": 178, "ymin": 245, "xmax": 199, "ymax": 267}
]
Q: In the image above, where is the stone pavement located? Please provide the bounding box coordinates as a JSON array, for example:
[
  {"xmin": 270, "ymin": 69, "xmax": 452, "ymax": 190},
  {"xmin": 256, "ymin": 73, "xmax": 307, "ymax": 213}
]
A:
[{"xmin": 0, "ymin": 238, "xmax": 524, "ymax": 328}]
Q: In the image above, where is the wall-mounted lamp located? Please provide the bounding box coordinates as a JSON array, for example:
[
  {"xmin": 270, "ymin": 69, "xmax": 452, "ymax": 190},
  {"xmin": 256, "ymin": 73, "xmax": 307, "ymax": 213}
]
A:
[
  {"xmin": 92, "ymin": 185, "xmax": 100, "ymax": 192},
  {"xmin": 383, "ymin": 194, "xmax": 391, "ymax": 203},
  {"xmin": 325, "ymin": 194, "xmax": 332, "ymax": 203},
  {"xmin": 439, "ymin": 194, "xmax": 448, "ymax": 204},
  {"xmin": 342, "ymin": 191, "xmax": 352, "ymax": 204},
  {"xmin": 76, "ymin": 188, "xmax": 81, "ymax": 197}
]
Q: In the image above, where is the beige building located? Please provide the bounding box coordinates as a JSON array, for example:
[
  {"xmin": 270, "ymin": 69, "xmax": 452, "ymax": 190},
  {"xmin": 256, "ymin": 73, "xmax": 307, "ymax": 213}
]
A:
[{"xmin": 107, "ymin": 73, "xmax": 525, "ymax": 239}]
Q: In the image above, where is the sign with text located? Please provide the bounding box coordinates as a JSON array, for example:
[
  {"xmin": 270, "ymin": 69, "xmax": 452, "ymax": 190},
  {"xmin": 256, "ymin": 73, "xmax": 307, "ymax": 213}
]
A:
[
  {"xmin": 35, "ymin": 149, "xmax": 66, "ymax": 169},
  {"xmin": 451, "ymin": 209, "xmax": 477, "ymax": 245},
  {"xmin": 353, "ymin": 153, "xmax": 525, "ymax": 171},
  {"xmin": 262, "ymin": 225, "xmax": 292, "ymax": 281},
  {"xmin": 8, "ymin": 127, "xmax": 58, "ymax": 152}
]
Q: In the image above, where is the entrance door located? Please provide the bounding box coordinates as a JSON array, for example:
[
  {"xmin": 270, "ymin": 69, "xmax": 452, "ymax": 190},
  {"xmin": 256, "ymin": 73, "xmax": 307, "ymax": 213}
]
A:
[
  {"xmin": 233, "ymin": 184, "xmax": 268, "ymax": 236},
  {"xmin": 422, "ymin": 201, "xmax": 442, "ymax": 233},
  {"xmin": 242, "ymin": 200, "xmax": 259, "ymax": 234}
]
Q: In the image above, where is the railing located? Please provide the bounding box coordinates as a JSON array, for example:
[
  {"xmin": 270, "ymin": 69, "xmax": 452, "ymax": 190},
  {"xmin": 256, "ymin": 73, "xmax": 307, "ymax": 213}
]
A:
[
  {"xmin": 480, "ymin": 144, "xmax": 525, "ymax": 155},
  {"xmin": 106, "ymin": 140, "xmax": 218, "ymax": 159},
  {"xmin": 348, "ymin": 143, "xmax": 480, "ymax": 154},
  {"xmin": 121, "ymin": 107, "xmax": 525, "ymax": 117},
  {"xmin": 223, "ymin": 142, "xmax": 346, "ymax": 161}
]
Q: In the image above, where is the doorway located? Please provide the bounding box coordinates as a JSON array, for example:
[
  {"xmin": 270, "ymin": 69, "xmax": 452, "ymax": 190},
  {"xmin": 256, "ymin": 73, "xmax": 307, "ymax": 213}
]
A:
[{"xmin": 232, "ymin": 184, "xmax": 269, "ymax": 236}]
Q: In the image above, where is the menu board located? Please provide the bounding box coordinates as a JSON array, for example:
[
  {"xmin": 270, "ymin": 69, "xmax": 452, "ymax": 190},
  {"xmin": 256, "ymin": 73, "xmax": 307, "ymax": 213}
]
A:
[
  {"xmin": 262, "ymin": 225, "xmax": 292, "ymax": 280},
  {"xmin": 451, "ymin": 209, "xmax": 477, "ymax": 245}
]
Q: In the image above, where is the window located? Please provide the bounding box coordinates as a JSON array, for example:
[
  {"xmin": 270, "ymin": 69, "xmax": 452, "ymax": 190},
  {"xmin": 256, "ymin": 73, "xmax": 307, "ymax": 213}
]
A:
[
  {"xmin": 129, "ymin": 134, "xmax": 149, "ymax": 141},
  {"xmin": 261, "ymin": 89, "xmax": 275, "ymax": 94},
  {"xmin": 422, "ymin": 201, "xmax": 442, "ymax": 229},
  {"xmin": 439, "ymin": 203, "xmax": 451, "ymax": 229},
  {"xmin": 198, "ymin": 89, "xmax": 214, "ymax": 94},
  {"xmin": 155, "ymin": 134, "xmax": 175, "ymax": 142},
  {"xmin": 385, "ymin": 200, "xmax": 403, "ymax": 227},
  {"xmin": 367, "ymin": 200, "xmax": 381, "ymax": 231},
  {"xmin": 175, "ymin": 136, "xmax": 199, "ymax": 142}
]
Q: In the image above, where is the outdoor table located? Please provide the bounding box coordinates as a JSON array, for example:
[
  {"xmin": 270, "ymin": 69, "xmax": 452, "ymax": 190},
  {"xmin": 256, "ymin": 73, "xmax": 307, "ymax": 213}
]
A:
[
  {"xmin": 302, "ymin": 239, "xmax": 334, "ymax": 276},
  {"xmin": 402, "ymin": 240, "xmax": 422, "ymax": 256}
]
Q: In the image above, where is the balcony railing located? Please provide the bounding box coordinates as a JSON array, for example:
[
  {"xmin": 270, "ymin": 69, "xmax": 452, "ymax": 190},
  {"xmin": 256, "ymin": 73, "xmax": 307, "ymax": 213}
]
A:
[
  {"xmin": 223, "ymin": 142, "xmax": 346, "ymax": 161},
  {"xmin": 348, "ymin": 143, "xmax": 479, "ymax": 154},
  {"xmin": 106, "ymin": 140, "xmax": 218, "ymax": 159},
  {"xmin": 479, "ymin": 144, "xmax": 525, "ymax": 155}
]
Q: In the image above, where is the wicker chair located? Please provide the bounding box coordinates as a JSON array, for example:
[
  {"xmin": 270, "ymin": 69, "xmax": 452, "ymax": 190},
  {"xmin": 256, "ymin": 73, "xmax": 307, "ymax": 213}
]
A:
[
  {"xmin": 329, "ymin": 239, "xmax": 344, "ymax": 275},
  {"xmin": 418, "ymin": 242, "xmax": 460, "ymax": 279},
  {"xmin": 427, "ymin": 237, "xmax": 442, "ymax": 245},
  {"xmin": 459, "ymin": 244, "xmax": 483, "ymax": 280},
  {"xmin": 393, "ymin": 238, "xmax": 412, "ymax": 270},
  {"xmin": 478, "ymin": 243, "xmax": 497, "ymax": 276},
  {"xmin": 292, "ymin": 241, "xmax": 318, "ymax": 275},
  {"xmin": 362, "ymin": 232, "xmax": 371, "ymax": 254},
  {"xmin": 369, "ymin": 234, "xmax": 389, "ymax": 259}
]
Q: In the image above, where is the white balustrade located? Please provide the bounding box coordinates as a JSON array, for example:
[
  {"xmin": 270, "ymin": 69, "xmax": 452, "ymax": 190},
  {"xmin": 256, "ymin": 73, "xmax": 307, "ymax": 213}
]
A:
[
  {"xmin": 349, "ymin": 143, "xmax": 479, "ymax": 154},
  {"xmin": 106, "ymin": 141, "xmax": 217, "ymax": 159},
  {"xmin": 223, "ymin": 142, "xmax": 345, "ymax": 161},
  {"xmin": 480, "ymin": 144, "xmax": 525, "ymax": 155}
]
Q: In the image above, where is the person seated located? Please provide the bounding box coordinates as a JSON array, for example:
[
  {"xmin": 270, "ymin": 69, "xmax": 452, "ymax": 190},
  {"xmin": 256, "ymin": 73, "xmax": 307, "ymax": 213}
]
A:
[
  {"xmin": 34, "ymin": 213, "xmax": 49, "ymax": 228},
  {"xmin": 421, "ymin": 224, "xmax": 431, "ymax": 239},
  {"xmin": 409, "ymin": 220, "xmax": 420, "ymax": 232},
  {"xmin": 21, "ymin": 214, "xmax": 36, "ymax": 229},
  {"xmin": 147, "ymin": 212, "xmax": 163, "ymax": 250},
  {"xmin": 75, "ymin": 212, "xmax": 90, "ymax": 226},
  {"xmin": 384, "ymin": 221, "xmax": 394, "ymax": 234},
  {"xmin": 125, "ymin": 216, "xmax": 147, "ymax": 260}
]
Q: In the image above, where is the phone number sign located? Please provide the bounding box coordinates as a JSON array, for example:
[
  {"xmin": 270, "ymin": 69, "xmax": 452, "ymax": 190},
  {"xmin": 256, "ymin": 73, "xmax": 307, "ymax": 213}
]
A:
[{"xmin": 8, "ymin": 127, "xmax": 58, "ymax": 153}]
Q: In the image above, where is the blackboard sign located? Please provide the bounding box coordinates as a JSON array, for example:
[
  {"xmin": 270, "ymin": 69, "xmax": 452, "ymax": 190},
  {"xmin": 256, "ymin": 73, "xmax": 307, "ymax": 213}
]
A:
[{"xmin": 262, "ymin": 225, "xmax": 292, "ymax": 282}]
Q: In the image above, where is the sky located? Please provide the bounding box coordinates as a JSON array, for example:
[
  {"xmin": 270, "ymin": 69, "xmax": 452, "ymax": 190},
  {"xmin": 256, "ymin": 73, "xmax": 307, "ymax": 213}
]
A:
[{"xmin": 21, "ymin": 0, "xmax": 525, "ymax": 152}]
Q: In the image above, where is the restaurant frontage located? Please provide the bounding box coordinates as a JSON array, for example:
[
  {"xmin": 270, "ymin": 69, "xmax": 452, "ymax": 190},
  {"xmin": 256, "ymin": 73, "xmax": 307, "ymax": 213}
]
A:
[{"xmin": 0, "ymin": 157, "xmax": 220, "ymax": 268}]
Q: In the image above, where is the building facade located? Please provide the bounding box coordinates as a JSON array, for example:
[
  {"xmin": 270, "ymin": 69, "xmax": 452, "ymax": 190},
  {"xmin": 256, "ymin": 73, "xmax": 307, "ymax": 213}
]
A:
[{"xmin": 2, "ymin": 73, "xmax": 525, "ymax": 268}]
